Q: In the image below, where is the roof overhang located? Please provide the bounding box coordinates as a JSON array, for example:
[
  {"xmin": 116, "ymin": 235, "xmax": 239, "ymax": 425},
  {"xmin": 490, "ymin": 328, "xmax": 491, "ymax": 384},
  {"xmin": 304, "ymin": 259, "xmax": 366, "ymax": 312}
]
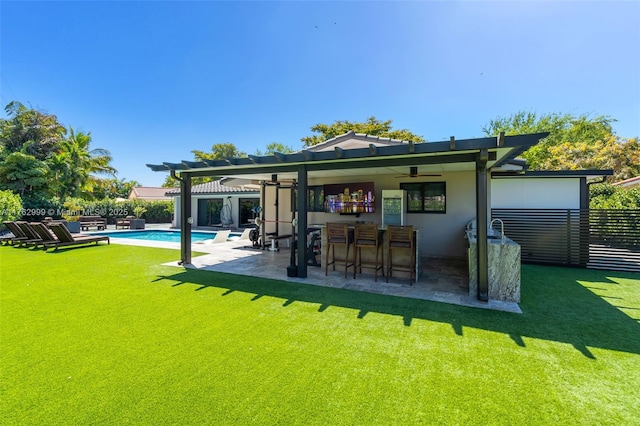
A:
[
  {"xmin": 148, "ymin": 132, "xmax": 550, "ymax": 181},
  {"xmin": 219, "ymin": 177, "xmax": 262, "ymax": 189},
  {"xmin": 491, "ymin": 170, "xmax": 614, "ymax": 179}
]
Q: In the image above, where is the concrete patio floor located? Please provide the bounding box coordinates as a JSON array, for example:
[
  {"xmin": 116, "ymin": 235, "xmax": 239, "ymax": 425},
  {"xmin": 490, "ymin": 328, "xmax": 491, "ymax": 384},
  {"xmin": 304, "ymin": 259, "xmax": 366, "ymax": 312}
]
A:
[
  {"xmin": 94, "ymin": 225, "xmax": 521, "ymax": 313},
  {"xmin": 175, "ymin": 242, "xmax": 521, "ymax": 313}
]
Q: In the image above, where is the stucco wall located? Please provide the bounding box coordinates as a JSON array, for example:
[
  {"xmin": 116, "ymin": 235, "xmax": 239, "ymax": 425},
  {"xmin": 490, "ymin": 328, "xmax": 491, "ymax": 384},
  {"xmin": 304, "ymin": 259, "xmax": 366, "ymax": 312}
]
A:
[
  {"xmin": 491, "ymin": 178, "xmax": 581, "ymax": 209},
  {"xmin": 172, "ymin": 193, "xmax": 259, "ymax": 228},
  {"xmin": 305, "ymin": 171, "xmax": 477, "ymax": 258},
  {"xmin": 171, "ymin": 175, "xmax": 584, "ymax": 259},
  {"xmin": 263, "ymin": 184, "xmax": 295, "ymax": 237}
]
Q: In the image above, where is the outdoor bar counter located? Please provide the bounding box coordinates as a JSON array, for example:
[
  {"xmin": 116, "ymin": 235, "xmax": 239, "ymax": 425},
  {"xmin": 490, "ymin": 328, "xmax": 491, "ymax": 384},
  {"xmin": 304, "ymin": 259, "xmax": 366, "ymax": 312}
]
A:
[{"xmin": 317, "ymin": 223, "xmax": 419, "ymax": 282}]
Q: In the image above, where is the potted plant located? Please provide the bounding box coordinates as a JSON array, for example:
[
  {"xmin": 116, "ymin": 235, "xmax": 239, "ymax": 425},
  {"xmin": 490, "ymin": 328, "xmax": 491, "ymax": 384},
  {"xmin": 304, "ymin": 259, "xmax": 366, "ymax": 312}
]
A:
[
  {"xmin": 62, "ymin": 200, "xmax": 82, "ymax": 233},
  {"xmin": 130, "ymin": 206, "xmax": 147, "ymax": 229}
]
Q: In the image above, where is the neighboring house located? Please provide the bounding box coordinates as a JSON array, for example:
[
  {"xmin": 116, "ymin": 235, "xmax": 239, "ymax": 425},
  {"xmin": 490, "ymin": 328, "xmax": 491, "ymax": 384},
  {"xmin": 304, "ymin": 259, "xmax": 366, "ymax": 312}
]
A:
[
  {"xmin": 165, "ymin": 180, "xmax": 260, "ymax": 229},
  {"xmin": 612, "ymin": 175, "xmax": 640, "ymax": 189},
  {"xmin": 128, "ymin": 187, "xmax": 172, "ymax": 201}
]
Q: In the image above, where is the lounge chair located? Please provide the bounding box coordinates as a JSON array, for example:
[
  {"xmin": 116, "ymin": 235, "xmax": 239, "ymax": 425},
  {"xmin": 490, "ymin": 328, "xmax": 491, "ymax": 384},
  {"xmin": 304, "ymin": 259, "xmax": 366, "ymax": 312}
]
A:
[
  {"xmin": 44, "ymin": 223, "xmax": 110, "ymax": 251},
  {"xmin": 211, "ymin": 229, "xmax": 231, "ymax": 244},
  {"xmin": 1, "ymin": 221, "xmax": 30, "ymax": 245},
  {"xmin": 29, "ymin": 222, "xmax": 60, "ymax": 247},
  {"xmin": 15, "ymin": 221, "xmax": 46, "ymax": 247},
  {"xmin": 228, "ymin": 227, "xmax": 252, "ymax": 242}
]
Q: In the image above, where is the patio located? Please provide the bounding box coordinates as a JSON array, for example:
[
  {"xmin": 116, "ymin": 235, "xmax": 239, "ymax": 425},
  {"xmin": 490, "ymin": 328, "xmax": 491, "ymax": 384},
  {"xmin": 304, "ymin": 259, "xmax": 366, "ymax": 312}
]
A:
[
  {"xmin": 89, "ymin": 224, "xmax": 520, "ymax": 312},
  {"xmin": 163, "ymin": 238, "xmax": 521, "ymax": 313}
]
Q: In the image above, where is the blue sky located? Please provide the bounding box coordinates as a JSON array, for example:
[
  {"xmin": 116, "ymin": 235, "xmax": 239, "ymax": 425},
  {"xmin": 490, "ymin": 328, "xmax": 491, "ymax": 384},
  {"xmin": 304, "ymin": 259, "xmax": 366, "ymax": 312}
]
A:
[{"xmin": 1, "ymin": 1, "xmax": 639, "ymax": 187}]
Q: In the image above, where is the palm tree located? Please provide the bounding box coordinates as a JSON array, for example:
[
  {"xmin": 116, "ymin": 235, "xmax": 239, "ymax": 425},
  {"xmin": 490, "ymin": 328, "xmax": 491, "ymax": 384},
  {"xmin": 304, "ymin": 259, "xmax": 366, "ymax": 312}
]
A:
[{"xmin": 55, "ymin": 127, "xmax": 116, "ymax": 199}]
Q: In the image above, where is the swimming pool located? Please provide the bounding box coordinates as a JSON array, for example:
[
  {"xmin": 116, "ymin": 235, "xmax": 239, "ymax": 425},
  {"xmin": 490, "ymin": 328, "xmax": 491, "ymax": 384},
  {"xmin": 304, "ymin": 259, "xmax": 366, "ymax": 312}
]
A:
[{"xmin": 92, "ymin": 230, "xmax": 239, "ymax": 243}]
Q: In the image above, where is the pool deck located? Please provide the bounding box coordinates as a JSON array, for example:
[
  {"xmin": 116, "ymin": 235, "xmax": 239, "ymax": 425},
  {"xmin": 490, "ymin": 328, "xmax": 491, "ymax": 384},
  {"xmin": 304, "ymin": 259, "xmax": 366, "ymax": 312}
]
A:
[{"xmin": 89, "ymin": 224, "xmax": 522, "ymax": 313}]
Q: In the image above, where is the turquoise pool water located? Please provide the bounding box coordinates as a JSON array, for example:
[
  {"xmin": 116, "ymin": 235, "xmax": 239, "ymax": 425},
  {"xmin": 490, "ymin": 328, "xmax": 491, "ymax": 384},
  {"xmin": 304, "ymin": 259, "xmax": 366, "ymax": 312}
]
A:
[{"xmin": 93, "ymin": 230, "xmax": 238, "ymax": 243}]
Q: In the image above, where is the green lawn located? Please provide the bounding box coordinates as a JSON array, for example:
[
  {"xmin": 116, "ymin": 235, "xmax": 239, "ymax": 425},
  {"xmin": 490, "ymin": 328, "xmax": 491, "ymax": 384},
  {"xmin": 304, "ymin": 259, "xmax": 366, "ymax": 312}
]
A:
[{"xmin": 1, "ymin": 244, "xmax": 639, "ymax": 425}]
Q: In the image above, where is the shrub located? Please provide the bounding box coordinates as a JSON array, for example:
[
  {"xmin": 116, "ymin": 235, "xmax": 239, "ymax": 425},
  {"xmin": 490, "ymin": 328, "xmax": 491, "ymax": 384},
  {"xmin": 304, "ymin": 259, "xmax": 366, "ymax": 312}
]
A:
[
  {"xmin": 133, "ymin": 206, "xmax": 147, "ymax": 219},
  {"xmin": 136, "ymin": 200, "xmax": 173, "ymax": 223},
  {"xmin": 17, "ymin": 196, "xmax": 173, "ymax": 224},
  {"xmin": 20, "ymin": 194, "xmax": 62, "ymax": 221},
  {"xmin": 590, "ymin": 183, "xmax": 640, "ymax": 209},
  {"xmin": 0, "ymin": 190, "xmax": 22, "ymax": 230},
  {"xmin": 62, "ymin": 198, "xmax": 85, "ymax": 222}
]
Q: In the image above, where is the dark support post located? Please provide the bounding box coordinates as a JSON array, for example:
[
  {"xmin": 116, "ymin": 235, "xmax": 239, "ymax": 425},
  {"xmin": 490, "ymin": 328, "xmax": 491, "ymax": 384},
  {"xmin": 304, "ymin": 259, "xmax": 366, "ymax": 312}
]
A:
[
  {"xmin": 275, "ymin": 182, "xmax": 280, "ymax": 236},
  {"xmin": 297, "ymin": 165, "xmax": 308, "ymax": 278},
  {"xmin": 579, "ymin": 177, "xmax": 589, "ymax": 267},
  {"xmin": 287, "ymin": 182, "xmax": 298, "ymax": 277},
  {"xmin": 476, "ymin": 149, "xmax": 489, "ymax": 302},
  {"xmin": 180, "ymin": 172, "xmax": 192, "ymax": 265},
  {"xmin": 260, "ymin": 181, "xmax": 266, "ymax": 249}
]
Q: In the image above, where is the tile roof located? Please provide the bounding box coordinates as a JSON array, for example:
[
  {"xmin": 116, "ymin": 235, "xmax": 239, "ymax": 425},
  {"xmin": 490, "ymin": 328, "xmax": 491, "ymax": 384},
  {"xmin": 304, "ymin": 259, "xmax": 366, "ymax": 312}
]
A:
[
  {"xmin": 304, "ymin": 131, "xmax": 410, "ymax": 152},
  {"xmin": 612, "ymin": 175, "xmax": 640, "ymax": 187},
  {"xmin": 164, "ymin": 179, "xmax": 260, "ymax": 196},
  {"xmin": 128, "ymin": 187, "xmax": 172, "ymax": 200}
]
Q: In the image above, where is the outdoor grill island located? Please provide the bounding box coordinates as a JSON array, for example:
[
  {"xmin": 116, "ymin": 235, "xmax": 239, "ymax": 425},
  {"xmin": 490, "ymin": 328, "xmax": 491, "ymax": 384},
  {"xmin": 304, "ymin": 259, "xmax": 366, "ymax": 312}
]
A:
[{"xmin": 465, "ymin": 220, "xmax": 521, "ymax": 303}]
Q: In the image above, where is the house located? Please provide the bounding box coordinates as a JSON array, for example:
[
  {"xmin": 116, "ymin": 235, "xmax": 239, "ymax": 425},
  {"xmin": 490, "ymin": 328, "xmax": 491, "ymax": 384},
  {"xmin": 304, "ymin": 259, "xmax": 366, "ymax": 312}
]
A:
[
  {"xmin": 147, "ymin": 131, "xmax": 613, "ymax": 301},
  {"xmin": 165, "ymin": 180, "xmax": 260, "ymax": 229},
  {"xmin": 612, "ymin": 175, "xmax": 640, "ymax": 189},
  {"xmin": 128, "ymin": 186, "xmax": 172, "ymax": 201}
]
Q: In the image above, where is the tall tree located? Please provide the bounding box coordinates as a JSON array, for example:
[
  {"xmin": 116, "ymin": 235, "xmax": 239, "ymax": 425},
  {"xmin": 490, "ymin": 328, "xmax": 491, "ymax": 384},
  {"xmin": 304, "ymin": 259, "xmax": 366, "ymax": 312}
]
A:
[
  {"xmin": 53, "ymin": 127, "xmax": 116, "ymax": 199},
  {"xmin": 192, "ymin": 143, "xmax": 247, "ymax": 161},
  {"xmin": 90, "ymin": 177, "xmax": 139, "ymax": 199},
  {"xmin": 0, "ymin": 152, "xmax": 50, "ymax": 196},
  {"xmin": 602, "ymin": 136, "xmax": 640, "ymax": 181},
  {"xmin": 254, "ymin": 142, "xmax": 295, "ymax": 156},
  {"xmin": 0, "ymin": 101, "xmax": 66, "ymax": 160},
  {"xmin": 163, "ymin": 142, "xmax": 247, "ymax": 187},
  {"xmin": 0, "ymin": 101, "xmax": 120, "ymax": 203},
  {"xmin": 482, "ymin": 111, "xmax": 616, "ymax": 171},
  {"xmin": 545, "ymin": 135, "xmax": 640, "ymax": 181},
  {"xmin": 301, "ymin": 116, "xmax": 425, "ymax": 147}
]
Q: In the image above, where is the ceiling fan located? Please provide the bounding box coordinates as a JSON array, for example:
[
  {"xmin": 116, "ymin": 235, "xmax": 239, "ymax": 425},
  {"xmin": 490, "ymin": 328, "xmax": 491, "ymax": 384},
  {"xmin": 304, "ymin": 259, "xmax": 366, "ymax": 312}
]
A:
[{"xmin": 394, "ymin": 166, "xmax": 441, "ymax": 178}]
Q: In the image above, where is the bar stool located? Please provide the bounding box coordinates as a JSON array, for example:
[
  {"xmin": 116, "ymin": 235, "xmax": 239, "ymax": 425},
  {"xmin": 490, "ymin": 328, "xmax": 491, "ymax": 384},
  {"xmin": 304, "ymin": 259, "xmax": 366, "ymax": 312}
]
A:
[
  {"xmin": 325, "ymin": 222, "xmax": 355, "ymax": 278},
  {"xmin": 354, "ymin": 223, "xmax": 384, "ymax": 281},
  {"xmin": 386, "ymin": 225, "xmax": 415, "ymax": 285}
]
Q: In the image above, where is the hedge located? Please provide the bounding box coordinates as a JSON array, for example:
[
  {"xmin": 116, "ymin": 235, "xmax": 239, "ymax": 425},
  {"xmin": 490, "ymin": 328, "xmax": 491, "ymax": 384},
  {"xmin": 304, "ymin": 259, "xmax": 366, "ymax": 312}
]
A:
[
  {"xmin": 20, "ymin": 198, "xmax": 174, "ymax": 224},
  {"xmin": 0, "ymin": 190, "xmax": 22, "ymax": 230}
]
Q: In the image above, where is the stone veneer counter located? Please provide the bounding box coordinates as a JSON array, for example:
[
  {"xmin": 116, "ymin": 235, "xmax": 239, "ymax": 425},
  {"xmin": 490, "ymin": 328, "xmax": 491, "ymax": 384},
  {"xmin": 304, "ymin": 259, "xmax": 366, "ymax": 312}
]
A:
[{"xmin": 466, "ymin": 232, "xmax": 521, "ymax": 303}]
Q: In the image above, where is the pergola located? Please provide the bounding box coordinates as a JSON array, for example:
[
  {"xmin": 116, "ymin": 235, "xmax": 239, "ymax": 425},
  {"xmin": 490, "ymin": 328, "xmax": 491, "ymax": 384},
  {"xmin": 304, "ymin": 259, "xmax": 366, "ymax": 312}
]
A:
[{"xmin": 148, "ymin": 131, "xmax": 549, "ymax": 302}]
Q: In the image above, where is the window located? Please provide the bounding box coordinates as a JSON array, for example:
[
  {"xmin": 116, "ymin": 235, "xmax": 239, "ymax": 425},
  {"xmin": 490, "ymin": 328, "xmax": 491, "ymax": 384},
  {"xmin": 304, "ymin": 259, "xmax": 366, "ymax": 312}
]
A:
[
  {"xmin": 400, "ymin": 182, "xmax": 446, "ymax": 213},
  {"xmin": 307, "ymin": 185, "xmax": 325, "ymax": 212},
  {"xmin": 239, "ymin": 198, "xmax": 260, "ymax": 225},
  {"xmin": 197, "ymin": 199, "xmax": 223, "ymax": 226}
]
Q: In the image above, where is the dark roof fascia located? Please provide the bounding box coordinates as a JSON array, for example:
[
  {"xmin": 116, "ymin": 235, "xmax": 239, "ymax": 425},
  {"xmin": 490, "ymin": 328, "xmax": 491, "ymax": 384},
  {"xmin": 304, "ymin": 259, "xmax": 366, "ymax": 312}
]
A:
[
  {"xmin": 491, "ymin": 146, "xmax": 530, "ymax": 169},
  {"xmin": 490, "ymin": 132, "xmax": 551, "ymax": 169},
  {"xmin": 147, "ymin": 132, "xmax": 549, "ymax": 173},
  {"xmin": 184, "ymin": 152, "xmax": 499, "ymax": 178},
  {"xmin": 165, "ymin": 189, "xmax": 260, "ymax": 196},
  {"xmin": 186, "ymin": 164, "xmax": 301, "ymax": 177},
  {"xmin": 164, "ymin": 186, "xmax": 260, "ymax": 196},
  {"xmin": 492, "ymin": 170, "xmax": 614, "ymax": 178},
  {"xmin": 183, "ymin": 160, "xmax": 209, "ymax": 168},
  {"xmin": 507, "ymin": 158, "xmax": 528, "ymax": 167}
]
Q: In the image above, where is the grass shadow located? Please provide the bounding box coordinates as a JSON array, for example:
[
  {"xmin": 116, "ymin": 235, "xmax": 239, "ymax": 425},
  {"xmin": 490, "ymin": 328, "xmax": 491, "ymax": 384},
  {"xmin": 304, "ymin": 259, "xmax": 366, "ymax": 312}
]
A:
[{"xmin": 153, "ymin": 264, "xmax": 640, "ymax": 357}]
